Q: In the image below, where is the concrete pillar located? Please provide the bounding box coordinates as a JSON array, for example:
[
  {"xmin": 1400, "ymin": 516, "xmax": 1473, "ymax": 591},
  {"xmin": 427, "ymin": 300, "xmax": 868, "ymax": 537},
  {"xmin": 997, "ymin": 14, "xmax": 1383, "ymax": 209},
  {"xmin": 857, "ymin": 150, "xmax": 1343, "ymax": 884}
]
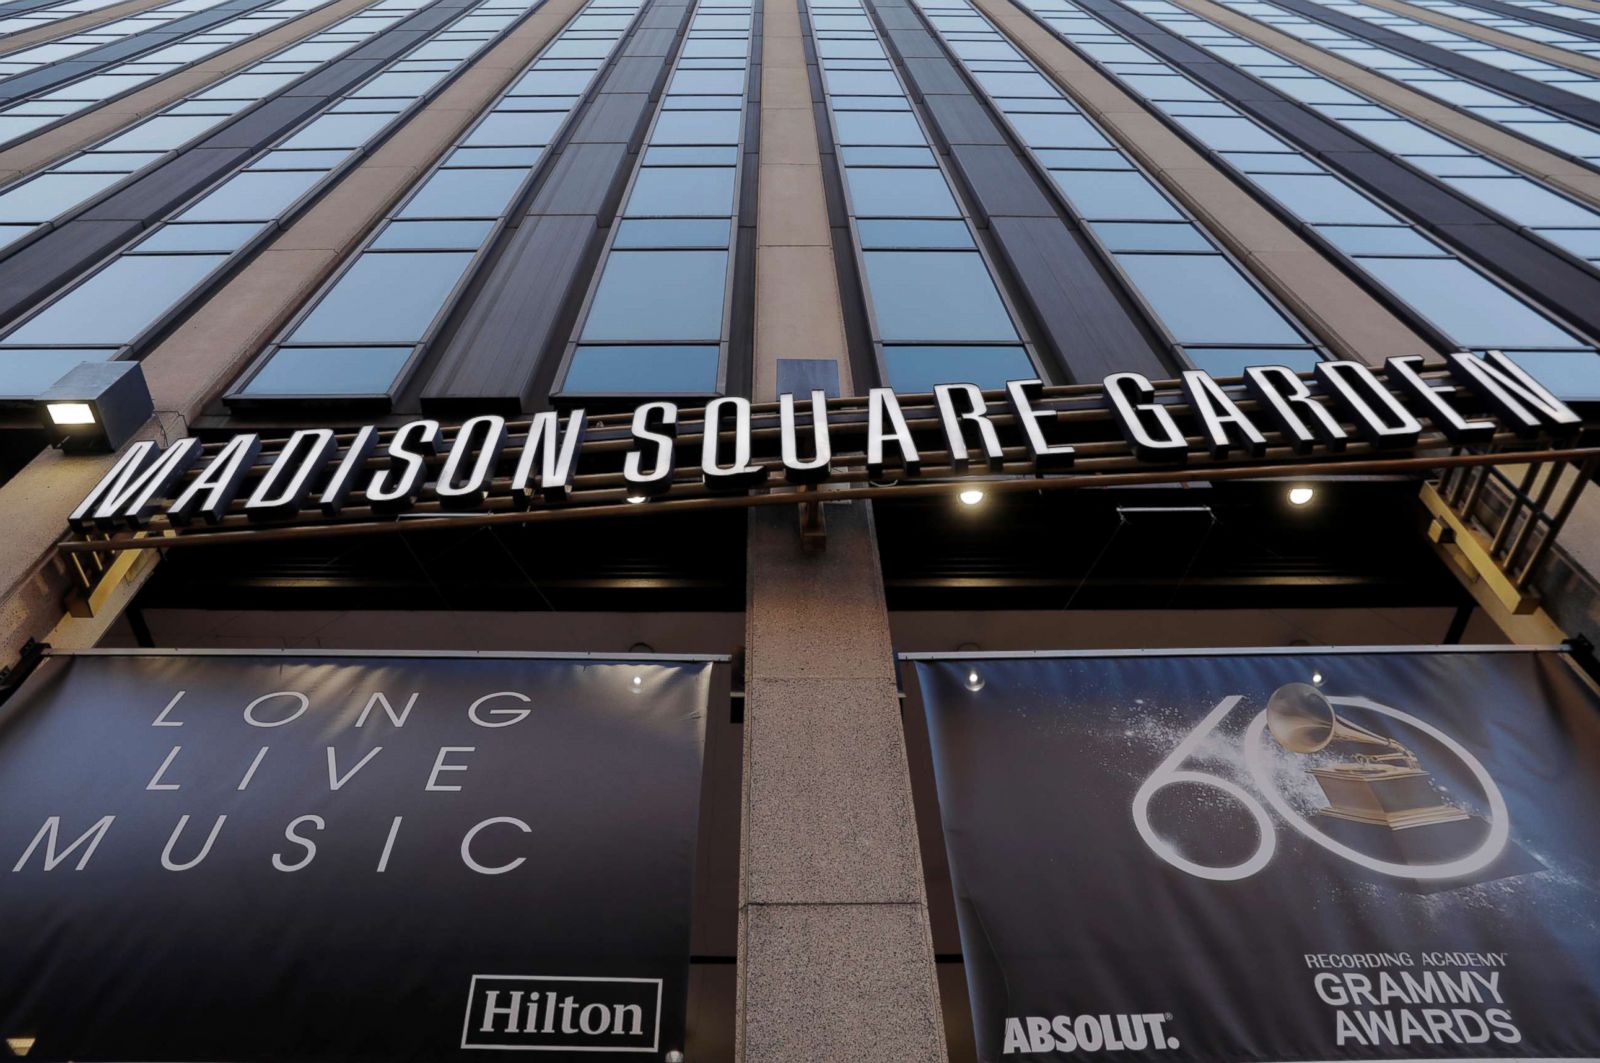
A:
[
  {"xmin": 738, "ymin": 0, "xmax": 945, "ymax": 1049},
  {"xmin": 739, "ymin": 503, "xmax": 947, "ymax": 1061}
]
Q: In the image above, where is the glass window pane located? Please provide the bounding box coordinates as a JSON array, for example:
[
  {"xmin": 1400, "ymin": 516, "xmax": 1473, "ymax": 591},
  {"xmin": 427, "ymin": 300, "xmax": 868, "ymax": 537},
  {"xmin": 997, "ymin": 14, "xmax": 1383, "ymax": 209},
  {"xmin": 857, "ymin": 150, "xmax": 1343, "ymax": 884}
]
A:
[
  {"xmin": 669, "ymin": 69, "xmax": 747, "ymax": 94},
  {"xmin": 398, "ymin": 168, "xmax": 526, "ymax": 218},
  {"xmin": 177, "ymin": 169, "xmax": 323, "ymax": 222},
  {"xmin": 643, "ymin": 145, "xmax": 740, "ymax": 165},
  {"xmin": 856, "ymin": 219, "xmax": 974, "ymax": 248},
  {"xmin": 563, "ymin": 344, "xmax": 720, "ymax": 393},
  {"xmin": 1446, "ymin": 177, "xmax": 1599, "ymax": 227},
  {"xmin": 1050, "ymin": 170, "xmax": 1183, "ymax": 220},
  {"xmin": 1253, "ymin": 173, "xmax": 1400, "ymax": 225},
  {"xmin": 278, "ymin": 112, "xmax": 391, "ymax": 150},
  {"xmin": 1007, "ymin": 112, "xmax": 1111, "ymax": 148},
  {"xmin": 1090, "ymin": 221, "xmax": 1210, "ymax": 251},
  {"xmin": 240, "ymin": 345, "xmax": 412, "ymax": 396},
  {"xmin": 1172, "ymin": 114, "xmax": 1288, "ymax": 152},
  {"xmin": 581, "ymin": 250, "xmax": 728, "ymax": 341},
  {"xmin": 1035, "ymin": 148, "xmax": 1131, "ymax": 169},
  {"xmin": 833, "ymin": 110, "xmax": 926, "ymax": 145},
  {"xmin": 624, "ymin": 166, "xmax": 736, "ymax": 217},
  {"xmin": 98, "ymin": 115, "xmax": 219, "ymax": 152},
  {"xmin": 1340, "ymin": 119, "xmax": 1465, "ymax": 154},
  {"xmin": 649, "ymin": 110, "xmax": 742, "ymax": 145},
  {"xmin": 8, "ymin": 255, "xmax": 226, "ymax": 345},
  {"xmin": 882, "ymin": 344, "xmax": 1035, "ymax": 393},
  {"xmin": 1497, "ymin": 350, "xmax": 1600, "ymax": 402},
  {"xmin": 1317, "ymin": 225, "xmax": 1443, "ymax": 256},
  {"xmin": 839, "ymin": 146, "xmax": 937, "ymax": 166},
  {"xmin": 1222, "ymin": 151, "xmax": 1322, "ymax": 173},
  {"xmin": 371, "ymin": 219, "xmax": 495, "ymax": 250},
  {"xmin": 134, "ymin": 222, "xmax": 259, "ymax": 252},
  {"xmin": 862, "ymin": 251, "xmax": 1017, "ymax": 342},
  {"xmin": 1185, "ymin": 347, "xmax": 1322, "ymax": 377},
  {"xmin": 1537, "ymin": 228, "xmax": 1600, "ymax": 259},
  {"xmin": 0, "ymin": 172, "xmax": 123, "ymax": 223},
  {"xmin": 463, "ymin": 111, "xmax": 565, "ymax": 147},
  {"xmin": 1360, "ymin": 257, "xmax": 1581, "ymax": 348},
  {"xmin": 612, "ymin": 218, "xmax": 731, "ymax": 248},
  {"xmin": 823, "ymin": 69, "xmax": 903, "ymax": 94},
  {"xmin": 249, "ymin": 149, "xmax": 350, "ymax": 170},
  {"xmin": 513, "ymin": 69, "xmax": 597, "ymax": 94},
  {"xmin": 0, "ymin": 348, "xmax": 111, "ymax": 399},
  {"xmin": 845, "ymin": 166, "xmax": 959, "ymax": 217},
  {"xmin": 1115, "ymin": 253, "xmax": 1304, "ymax": 344},
  {"xmin": 289, "ymin": 251, "xmax": 474, "ymax": 344}
]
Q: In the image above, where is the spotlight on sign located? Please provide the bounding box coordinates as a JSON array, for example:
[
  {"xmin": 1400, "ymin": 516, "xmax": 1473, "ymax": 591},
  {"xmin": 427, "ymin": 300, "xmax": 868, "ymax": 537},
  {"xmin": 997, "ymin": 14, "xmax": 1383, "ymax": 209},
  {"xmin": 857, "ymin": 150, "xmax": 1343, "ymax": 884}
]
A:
[
  {"xmin": 959, "ymin": 488, "xmax": 986, "ymax": 506},
  {"xmin": 1312, "ymin": 670, "xmax": 1325, "ymax": 686},
  {"xmin": 1287, "ymin": 486, "xmax": 1315, "ymax": 507},
  {"xmin": 630, "ymin": 675, "xmax": 644, "ymax": 692},
  {"xmin": 625, "ymin": 495, "xmax": 648, "ymax": 505},
  {"xmin": 964, "ymin": 668, "xmax": 986, "ymax": 692},
  {"xmin": 36, "ymin": 361, "xmax": 153, "ymax": 453}
]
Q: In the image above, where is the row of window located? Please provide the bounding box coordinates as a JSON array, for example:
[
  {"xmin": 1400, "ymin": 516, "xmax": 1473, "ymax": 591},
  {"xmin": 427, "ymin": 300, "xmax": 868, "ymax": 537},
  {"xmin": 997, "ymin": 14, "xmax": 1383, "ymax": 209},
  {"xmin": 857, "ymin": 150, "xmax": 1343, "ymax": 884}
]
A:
[
  {"xmin": 1215, "ymin": 0, "xmax": 1600, "ymax": 164},
  {"xmin": 0, "ymin": 0, "xmax": 231, "ymax": 80},
  {"xmin": 0, "ymin": 0, "xmax": 336, "ymax": 147},
  {"xmin": 558, "ymin": 0, "xmax": 759, "ymax": 396},
  {"xmin": 1309, "ymin": 0, "xmax": 1600, "ymax": 103},
  {"xmin": 0, "ymin": 0, "xmax": 437, "ymax": 252},
  {"xmin": 1013, "ymin": 0, "xmax": 1600, "ymax": 398},
  {"xmin": 0, "ymin": 0, "xmax": 132, "ymax": 40},
  {"xmin": 1127, "ymin": 0, "xmax": 1600, "ymax": 267},
  {"xmin": 1405, "ymin": 0, "xmax": 1600, "ymax": 61},
  {"xmin": 230, "ymin": 0, "xmax": 648, "ymax": 400},
  {"xmin": 1491, "ymin": 0, "xmax": 1600, "ymax": 31},
  {"xmin": 912, "ymin": 0, "xmax": 1321, "ymax": 377},
  {"xmin": 806, "ymin": 0, "xmax": 1040, "ymax": 392},
  {"xmin": 0, "ymin": 0, "xmax": 549, "ymax": 398}
]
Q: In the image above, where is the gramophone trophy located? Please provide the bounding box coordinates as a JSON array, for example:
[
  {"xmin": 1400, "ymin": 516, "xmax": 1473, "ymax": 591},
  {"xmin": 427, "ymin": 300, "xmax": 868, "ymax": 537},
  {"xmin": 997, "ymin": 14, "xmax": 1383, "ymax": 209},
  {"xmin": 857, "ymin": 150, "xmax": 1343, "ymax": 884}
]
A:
[{"xmin": 1267, "ymin": 683, "xmax": 1468, "ymax": 831}]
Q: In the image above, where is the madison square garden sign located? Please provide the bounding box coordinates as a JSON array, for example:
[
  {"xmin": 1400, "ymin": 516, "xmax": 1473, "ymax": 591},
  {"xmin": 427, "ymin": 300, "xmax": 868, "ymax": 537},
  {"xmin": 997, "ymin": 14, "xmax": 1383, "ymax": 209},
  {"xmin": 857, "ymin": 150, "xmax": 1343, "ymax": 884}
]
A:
[{"xmin": 4, "ymin": 354, "xmax": 1599, "ymax": 1061}]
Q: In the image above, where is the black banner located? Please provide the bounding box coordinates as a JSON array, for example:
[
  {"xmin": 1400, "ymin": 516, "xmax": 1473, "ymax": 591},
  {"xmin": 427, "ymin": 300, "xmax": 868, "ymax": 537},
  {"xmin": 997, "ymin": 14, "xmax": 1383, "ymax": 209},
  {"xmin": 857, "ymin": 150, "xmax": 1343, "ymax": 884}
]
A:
[
  {"xmin": 913, "ymin": 649, "xmax": 1600, "ymax": 1061},
  {"xmin": 0, "ymin": 652, "xmax": 714, "ymax": 1061}
]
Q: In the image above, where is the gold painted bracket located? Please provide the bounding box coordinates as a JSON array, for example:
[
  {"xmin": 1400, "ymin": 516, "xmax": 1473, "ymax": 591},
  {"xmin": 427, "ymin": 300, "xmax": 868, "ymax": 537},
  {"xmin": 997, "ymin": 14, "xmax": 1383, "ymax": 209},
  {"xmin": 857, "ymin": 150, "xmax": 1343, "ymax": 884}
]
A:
[{"xmin": 1421, "ymin": 454, "xmax": 1596, "ymax": 616}]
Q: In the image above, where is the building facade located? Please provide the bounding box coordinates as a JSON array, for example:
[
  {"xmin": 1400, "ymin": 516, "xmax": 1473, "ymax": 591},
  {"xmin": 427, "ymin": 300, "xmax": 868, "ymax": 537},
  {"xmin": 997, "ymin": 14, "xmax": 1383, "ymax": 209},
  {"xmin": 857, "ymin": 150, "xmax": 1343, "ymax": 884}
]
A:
[{"xmin": 0, "ymin": 0, "xmax": 1597, "ymax": 1052}]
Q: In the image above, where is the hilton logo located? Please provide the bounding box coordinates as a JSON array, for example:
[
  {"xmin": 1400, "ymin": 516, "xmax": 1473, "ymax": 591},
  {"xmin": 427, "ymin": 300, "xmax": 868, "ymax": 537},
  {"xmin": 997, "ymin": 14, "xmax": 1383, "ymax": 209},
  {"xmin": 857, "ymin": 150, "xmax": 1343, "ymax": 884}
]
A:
[{"xmin": 461, "ymin": 975, "xmax": 663, "ymax": 1053}]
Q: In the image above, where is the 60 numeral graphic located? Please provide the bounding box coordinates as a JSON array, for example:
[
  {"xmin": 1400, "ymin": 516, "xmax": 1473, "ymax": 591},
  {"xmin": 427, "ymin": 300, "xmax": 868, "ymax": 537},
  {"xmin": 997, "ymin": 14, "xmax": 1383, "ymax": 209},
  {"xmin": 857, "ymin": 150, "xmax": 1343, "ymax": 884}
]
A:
[{"xmin": 1131, "ymin": 694, "xmax": 1510, "ymax": 882}]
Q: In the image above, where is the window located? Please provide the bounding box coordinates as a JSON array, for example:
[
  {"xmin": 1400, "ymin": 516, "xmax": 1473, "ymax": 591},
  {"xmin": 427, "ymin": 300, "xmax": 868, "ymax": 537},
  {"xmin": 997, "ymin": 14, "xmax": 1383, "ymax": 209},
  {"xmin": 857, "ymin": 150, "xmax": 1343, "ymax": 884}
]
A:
[
  {"xmin": 612, "ymin": 218, "xmax": 731, "ymax": 248},
  {"xmin": 7, "ymin": 255, "xmax": 224, "ymax": 345},
  {"xmin": 289, "ymin": 252, "xmax": 474, "ymax": 344},
  {"xmin": 624, "ymin": 167, "xmax": 737, "ymax": 217},
  {"xmin": 563, "ymin": 344, "xmax": 720, "ymax": 393},
  {"xmin": 1115, "ymin": 254, "xmax": 1304, "ymax": 345},
  {"xmin": 555, "ymin": 0, "xmax": 754, "ymax": 395},
  {"xmin": 882, "ymin": 344, "xmax": 1036, "ymax": 393},
  {"xmin": 397, "ymin": 168, "xmax": 528, "ymax": 218},
  {"xmin": 845, "ymin": 167, "xmax": 960, "ymax": 217},
  {"xmin": 0, "ymin": 348, "xmax": 110, "ymax": 399},
  {"xmin": 863, "ymin": 252, "xmax": 1017, "ymax": 342},
  {"xmin": 176, "ymin": 169, "xmax": 324, "ymax": 222},
  {"xmin": 1049, "ymin": 170, "xmax": 1184, "ymax": 220},
  {"xmin": 581, "ymin": 250, "xmax": 729, "ymax": 342},
  {"xmin": 1360, "ymin": 257, "xmax": 1582, "ymax": 348},
  {"xmin": 230, "ymin": 0, "xmax": 646, "ymax": 403},
  {"xmin": 856, "ymin": 219, "xmax": 974, "ymax": 248},
  {"xmin": 1008, "ymin": 0, "xmax": 1600, "ymax": 374},
  {"xmin": 239, "ymin": 346, "xmax": 414, "ymax": 396},
  {"xmin": 1251, "ymin": 173, "xmax": 1400, "ymax": 225}
]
